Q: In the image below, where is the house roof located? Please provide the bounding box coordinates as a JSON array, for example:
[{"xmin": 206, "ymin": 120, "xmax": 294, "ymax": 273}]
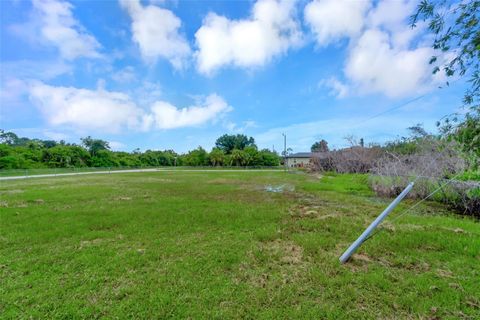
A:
[{"xmin": 287, "ymin": 152, "xmax": 313, "ymax": 158}]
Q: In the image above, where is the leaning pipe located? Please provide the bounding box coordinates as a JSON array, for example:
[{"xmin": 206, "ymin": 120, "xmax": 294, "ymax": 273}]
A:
[{"xmin": 339, "ymin": 182, "xmax": 414, "ymax": 264}]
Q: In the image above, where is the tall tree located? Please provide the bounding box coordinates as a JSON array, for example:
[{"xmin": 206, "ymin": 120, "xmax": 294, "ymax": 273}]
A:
[
  {"xmin": 214, "ymin": 134, "xmax": 256, "ymax": 154},
  {"xmin": 231, "ymin": 149, "xmax": 248, "ymax": 166},
  {"xmin": 311, "ymin": 139, "xmax": 329, "ymax": 152},
  {"xmin": 0, "ymin": 130, "xmax": 19, "ymax": 145},
  {"xmin": 81, "ymin": 136, "xmax": 110, "ymax": 156},
  {"xmin": 183, "ymin": 147, "xmax": 208, "ymax": 166},
  {"xmin": 209, "ymin": 148, "xmax": 225, "ymax": 166}
]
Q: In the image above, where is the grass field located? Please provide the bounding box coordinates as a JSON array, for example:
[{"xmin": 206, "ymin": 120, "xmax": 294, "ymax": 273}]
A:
[
  {"xmin": 0, "ymin": 166, "xmax": 282, "ymax": 178},
  {"xmin": 1, "ymin": 171, "xmax": 479, "ymax": 318}
]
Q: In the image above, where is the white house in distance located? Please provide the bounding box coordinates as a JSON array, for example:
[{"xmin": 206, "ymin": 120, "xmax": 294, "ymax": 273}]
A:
[{"xmin": 285, "ymin": 152, "xmax": 313, "ymax": 168}]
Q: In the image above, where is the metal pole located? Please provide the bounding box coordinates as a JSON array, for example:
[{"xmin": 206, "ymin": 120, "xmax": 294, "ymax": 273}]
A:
[
  {"xmin": 339, "ymin": 182, "xmax": 414, "ymax": 264},
  {"xmin": 282, "ymin": 133, "xmax": 287, "ymax": 172}
]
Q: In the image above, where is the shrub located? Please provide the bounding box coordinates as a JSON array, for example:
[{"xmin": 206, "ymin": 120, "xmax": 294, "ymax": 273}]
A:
[
  {"xmin": 311, "ymin": 146, "xmax": 383, "ymax": 173},
  {"xmin": 369, "ymin": 175, "xmax": 479, "ymax": 217}
]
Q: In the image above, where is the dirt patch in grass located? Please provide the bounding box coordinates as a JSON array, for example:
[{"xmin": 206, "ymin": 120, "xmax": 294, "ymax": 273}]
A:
[
  {"xmin": 236, "ymin": 239, "xmax": 310, "ymax": 289},
  {"xmin": 317, "ymin": 213, "xmax": 341, "ymax": 220},
  {"xmin": 436, "ymin": 268, "xmax": 455, "ymax": 279},
  {"xmin": 288, "ymin": 202, "xmax": 341, "ymax": 221},
  {"xmin": 395, "ymin": 223, "xmax": 425, "ymax": 231},
  {"xmin": 208, "ymin": 178, "xmax": 240, "ymax": 184},
  {"xmin": 260, "ymin": 239, "xmax": 304, "ymax": 265},
  {"xmin": 78, "ymin": 238, "xmax": 118, "ymax": 250},
  {"xmin": 113, "ymin": 196, "xmax": 132, "ymax": 201},
  {"xmin": 15, "ymin": 202, "xmax": 28, "ymax": 208},
  {"xmin": 0, "ymin": 189, "xmax": 24, "ymax": 195},
  {"xmin": 346, "ymin": 253, "xmax": 374, "ymax": 272},
  {"xmin": 442, "ymin": 227, "xmax": 466, "ymax": 234},
  {"xmin": 379, "ymin": 222, "xmax": 396, "ymax": 232}
]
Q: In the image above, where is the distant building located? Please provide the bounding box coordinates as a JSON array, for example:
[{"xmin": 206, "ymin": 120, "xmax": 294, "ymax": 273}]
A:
[{"xmin": 286, "ymin": 152, "xmax": 313, "ymax": 168}]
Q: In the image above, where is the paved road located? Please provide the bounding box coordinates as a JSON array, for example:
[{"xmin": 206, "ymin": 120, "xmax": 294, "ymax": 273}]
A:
[{"xmin": 0, "ymin": 168, "xmax": 284, "ymax": 181}]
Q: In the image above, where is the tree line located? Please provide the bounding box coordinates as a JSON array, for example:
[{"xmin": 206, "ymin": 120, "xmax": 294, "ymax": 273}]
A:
[{"xmin": 0, "ymin": 131, "xmax": 280, "ymax": 169}]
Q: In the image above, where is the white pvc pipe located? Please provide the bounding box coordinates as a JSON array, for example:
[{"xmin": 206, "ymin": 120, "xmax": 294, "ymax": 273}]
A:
[{"xmin": 339, "ymin": 182, "xmax": 414, "ymax": 264}]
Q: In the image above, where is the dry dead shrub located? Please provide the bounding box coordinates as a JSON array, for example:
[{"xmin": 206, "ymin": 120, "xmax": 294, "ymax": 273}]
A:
[
  {"xmin": 311, "ymin": 146, "xmax": 384, "ymax": 174},
  {"xmin": 372, "ymin": 139, "xmax": 466, "ymax": 181},
  {"xmin": 310, "ymin": 136, "xmax": 478, "ymax": 216},
  {"xmin": 370, "ymin": 140, "xmax": 479, "ymax": 217}
]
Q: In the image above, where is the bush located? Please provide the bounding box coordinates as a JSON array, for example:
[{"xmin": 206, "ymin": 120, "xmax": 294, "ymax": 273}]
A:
[
  {"xmin": 369, "ymin": 138, "xmax": 478, "ymax": 217},
  {"xmin": 369, "ymin": 175, "xmax": 479, "ymax": 217},
  {"xmin": 311, "ymin": 146, "xmax": 383, "ymax": 173}
]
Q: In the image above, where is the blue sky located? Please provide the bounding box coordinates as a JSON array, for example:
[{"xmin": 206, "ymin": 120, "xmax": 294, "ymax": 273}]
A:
[{"xmin": 0, "ymin": 0, "xmax": 467, "ymax": 153}]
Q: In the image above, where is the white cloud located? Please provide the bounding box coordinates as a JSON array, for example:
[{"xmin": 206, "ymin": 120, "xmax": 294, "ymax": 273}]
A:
[
  {"xmin": 224, "ymin": 120, "xmax": 257, "ymax": 133},
  {"xmin": 319, "ymin": 77, "xmax": 349, "ymax": 98},
  {"xmin": 31, "ymin": 0, "xmax": 102, "ymax": 59},
  {"xmin": 345, "ymin": 29, "xmax": 435, "ymax": 97},
  {"xmin": 1, "ymin": 59, "xmax": 72, "ymax": 110},
  {"xmin": 305, "ymin": 0, "xmax": 441, "ymax": 98},
  {"xmin": 195, "ymin": 0, "xmax": 303, "ymax": 75},
  {"xmin": 1, "ymin": 60, "xmax": 72, "ymax": 80},
  {"xmin": 109, "ymin": 141, "xmax": 126, "ymax": 150},
  {"xmin": 0, "ymin": 78, "xmax": 29, "ymax": 106},
  {"xmin": 111, "ymin": 66, "xmax": 136, "ymax": 83},
  {"xmin": 28, "ymin": 82, "xmax": 231, "ymax": 132},
  {"xmin": 151, "ymin": 94, "xmax": 232, "ymax": 129},
  {"xmin": 367, "ymin": 0, "xmax": 416, "ymax": 33},
  {"xmin": 119, "ymin": 0, "xmax": 191, "ymax": 69},
  {"xmin": 366, "ymin": 0, "xmax": 421, "ymax": 49},
  {"xmin": 43, "ymin": 130, "xmax": 69, "ymax": 141},
  {"xmin": 131, "ymin": 81, "xmax": 162, "ymax": 106},
  {"xmin": 29, "ymin": 82, "xmax": 144, "ymax": 132},
  {"xmin": 304, "ymin": 0, "xmax": 371, "ymax": 46}
]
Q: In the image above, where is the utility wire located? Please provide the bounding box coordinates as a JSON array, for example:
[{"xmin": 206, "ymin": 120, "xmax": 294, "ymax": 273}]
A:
[
  {"xmin": 350, "ymin": 76, "xmax": 463, "ymax": 131},
  {"xmin": 356, "ymin": 95, "xmax": 427, "ymax": 127}
]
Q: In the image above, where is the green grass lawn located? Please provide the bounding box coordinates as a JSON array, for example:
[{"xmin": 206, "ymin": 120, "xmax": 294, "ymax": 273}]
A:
[
  {"xmin": 0, "ymin": 166, "xmax": 282, "ymax": 178},
  {"xmin": 0, "ymin": 167, "xmax": 141, "ymax": 177},
  {"xmin": 1, "ymin": 171, "xmax": 479, "ymax": 318}
]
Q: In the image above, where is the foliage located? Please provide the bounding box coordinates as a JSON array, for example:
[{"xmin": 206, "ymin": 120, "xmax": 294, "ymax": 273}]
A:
[
  {"xmin": 454, "ymin": 112, "xmax": 480, "ymax": 168},
  {"xmin": 411, "ymin": 0, "xmax": 480, "ymax": 166},
  {"xmin": 139, "ymin": 150, "xmax": 177, "ymax": 167},
  {"xmin": 81, "ymin": 136, "xmax": 110, "ymax": 156},
  {"xmin": 311, "ymin": 139, "xmax": 329, "ymax": 152},
  {"xmin": 208, "ymin": 148, "xmax": 225, "ymax": 166},
  {"xmin": 257, "ymin": 149, "xmax": 281, "ymax": 166},
  {"xmin": 369, "ymin": 175, "xmax": 479, "ymax": 217},
  {"xmin": 458, "ymin": 170, "xmax": 480, "ymax": 181},
  {"xmin": 0, "ymin": 130, "xmax": 279, "ymax": 169},
  {"xmin": 90, "ymin": 150, "xmax": 120, "ymax": 167},
  {"xmin": 230, "ymin": 148, "xmax": 248, "ymax": 166},
  {"xmin": 182, "ymin": 147, "xmax": 209, "ymax": 166},
  {"xmin": 42, "ymin": 145, "xmax": 90, "ymax": 168},
  {"xmin": 214, "ymin": 134, "xmax": 256, "ymax": 154},
  {"xmin": 0, "ymin": 129, "xmax": 63, "ymax": 148},
  {"xmin": 412, "ymin": 0, "xmax": 479, "ymax": 105},
  {"xmin": 384, "ymin": 124, "xmax": 434, "ymax": 155}
]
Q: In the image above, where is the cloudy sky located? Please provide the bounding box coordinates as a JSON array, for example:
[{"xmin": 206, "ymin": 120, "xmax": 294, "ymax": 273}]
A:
[{"xmin": 0, "ymin": 0, "xmax": 467, "ymax": 152}]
